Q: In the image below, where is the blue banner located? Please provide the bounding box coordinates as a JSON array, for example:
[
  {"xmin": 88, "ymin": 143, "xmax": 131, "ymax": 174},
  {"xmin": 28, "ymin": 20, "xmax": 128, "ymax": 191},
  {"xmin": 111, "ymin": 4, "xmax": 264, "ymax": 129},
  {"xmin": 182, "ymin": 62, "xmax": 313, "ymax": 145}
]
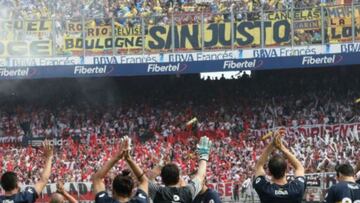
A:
[{"xmin": 0, "ymin": 53, "xmax": 358, "ymax": 80}]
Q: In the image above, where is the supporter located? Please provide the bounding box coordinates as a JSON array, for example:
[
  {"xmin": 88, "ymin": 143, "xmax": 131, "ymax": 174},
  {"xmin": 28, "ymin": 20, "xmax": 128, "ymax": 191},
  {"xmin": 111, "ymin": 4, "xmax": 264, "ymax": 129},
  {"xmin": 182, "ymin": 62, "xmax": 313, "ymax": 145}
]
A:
[
  {"xmin": 241, "ymin": 177, "xmax": 254, "ymax": 203},
  {"xmin": 49, "ymin": 182, "xmax": 78, "ymax": 203},
  {"xmin": 148, "ymin": 136, "xmax": 212, "ymax": 203},
  {"xmin": 92, "ymin": 136, "xmax": 149, "ymax": 203},
  {"xmin": 253, "ymin": 130, "xmax": 306, "ymax": 203},
  {"xmin": 324, "ymin": 163, "xmax": 360, "ymax": 203},
  {"xmin": 0, "ymin": 140, "xmax": 53, "ymax": 203}
]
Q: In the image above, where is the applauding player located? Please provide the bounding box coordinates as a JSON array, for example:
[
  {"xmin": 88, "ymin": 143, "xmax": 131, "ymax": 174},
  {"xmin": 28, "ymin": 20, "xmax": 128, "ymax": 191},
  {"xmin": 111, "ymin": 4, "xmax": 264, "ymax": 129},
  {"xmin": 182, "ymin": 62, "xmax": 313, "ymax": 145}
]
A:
[
  {"xmin": 49, "ymin": 182, "xmax": 78, "ymax": 203},
  {"xmin": 324, "ymin": 163, "xmax": 360, "ymax": 203},
  {"xmin": 92, "ymin": 136, "xmax": 149, "ymax": 203},
  {"xmin": 0, "ymin": 140, "xmax": 53, "ymax": 203},
  {"xmin": 149, "ymin": 136, "xmax": 212, "ymax": 203},
  {"xmin": 253, "ymin": 131, "xmax": 306, "ymax": 203}
]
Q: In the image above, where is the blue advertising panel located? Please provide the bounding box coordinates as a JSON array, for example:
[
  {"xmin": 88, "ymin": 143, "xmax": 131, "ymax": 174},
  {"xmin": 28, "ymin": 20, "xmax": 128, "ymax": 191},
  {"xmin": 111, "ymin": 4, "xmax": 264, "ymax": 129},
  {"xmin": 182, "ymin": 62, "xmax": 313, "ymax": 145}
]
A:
[{"xmin": 0, "ymin": 53, "xmax": 357, "ymax": 80}]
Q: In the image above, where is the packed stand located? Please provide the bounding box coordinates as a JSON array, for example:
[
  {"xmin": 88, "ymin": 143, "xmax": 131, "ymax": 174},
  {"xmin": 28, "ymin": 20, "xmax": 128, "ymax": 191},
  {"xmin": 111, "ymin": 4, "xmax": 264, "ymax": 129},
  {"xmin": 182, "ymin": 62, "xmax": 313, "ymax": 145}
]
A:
[
  {"xmin": 0, "ymin": 68, "xmax": 360, "ymax": 187},
  {"xmin": 0, "ymin": 0, "xmax": 345, "ymax": 20}
]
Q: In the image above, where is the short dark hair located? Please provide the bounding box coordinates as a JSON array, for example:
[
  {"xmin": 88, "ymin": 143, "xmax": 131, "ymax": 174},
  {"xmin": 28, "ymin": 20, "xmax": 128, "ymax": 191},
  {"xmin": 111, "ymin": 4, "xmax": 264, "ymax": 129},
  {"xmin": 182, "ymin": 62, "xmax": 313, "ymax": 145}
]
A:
[
  {"xmin": 112, "ymin": 170, "xmax": 134, "ymax": 197},
  {"xmin": 161, "ymin": 163, "xmax": 180, "ymax": 186},
  {"xmin": 336, "ymin": 164, "xmax": 354, "ymax": 177},
  {"xmin": 268, "ymin": 154, "xmax": 287, "ymax": 179},
  {"xmin": 1, "ymin": 172, "xmax": 18, "ymax": 192}
]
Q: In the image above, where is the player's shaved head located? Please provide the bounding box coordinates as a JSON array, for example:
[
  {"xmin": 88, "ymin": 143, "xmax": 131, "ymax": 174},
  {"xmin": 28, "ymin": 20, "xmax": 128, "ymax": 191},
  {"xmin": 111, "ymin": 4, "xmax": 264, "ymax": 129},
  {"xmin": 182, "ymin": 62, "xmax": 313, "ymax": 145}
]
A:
[{"xmin": 49, "ymin": 193, "xmax": 65, "ymax": 203}]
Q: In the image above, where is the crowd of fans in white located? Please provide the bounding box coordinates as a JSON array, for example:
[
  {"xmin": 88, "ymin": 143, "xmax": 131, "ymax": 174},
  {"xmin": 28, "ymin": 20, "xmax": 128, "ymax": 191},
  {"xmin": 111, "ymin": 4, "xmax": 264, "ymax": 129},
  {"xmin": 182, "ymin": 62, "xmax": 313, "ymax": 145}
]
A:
[{"xmin": 0, "ymin": 69, "xmax": 360, "ymax": 191}]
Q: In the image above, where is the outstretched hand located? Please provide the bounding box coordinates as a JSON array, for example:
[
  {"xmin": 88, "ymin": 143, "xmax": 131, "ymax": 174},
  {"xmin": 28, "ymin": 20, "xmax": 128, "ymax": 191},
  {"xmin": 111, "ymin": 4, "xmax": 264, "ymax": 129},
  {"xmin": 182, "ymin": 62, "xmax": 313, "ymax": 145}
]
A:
[
  {"xmin": 197, "ymin": 136, "xmax": 212, "ymax": 161},
  {"xmin": 42, "ymin": 140, "xmax": 53, "ymax": 159},
  {"xmin": 273, "ymin": 128, "xmax": 286, "ymax": 150},
  {"xmin": 120, "ymin": 136, "xmax": 132, "ymax": 161}
]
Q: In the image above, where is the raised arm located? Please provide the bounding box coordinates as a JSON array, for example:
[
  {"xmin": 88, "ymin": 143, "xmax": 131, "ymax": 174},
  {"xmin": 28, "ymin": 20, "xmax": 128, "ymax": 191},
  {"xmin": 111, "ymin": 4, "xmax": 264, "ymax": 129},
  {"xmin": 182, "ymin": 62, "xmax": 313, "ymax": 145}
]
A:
[
  {"xmin": 34, "ymin": 140, "xmax": 53, "ymax": 195},
  {"xmin": 187, "ymin": 136, "xmax": 212, "ymax": 200},
  {"xmin": 124, "ymin": 150, "xmax": 149, "ymax": 194},
  {"xmin": 148, "ymin": 154, "xmax": 170, "ymax": 181},
  {"xmin": 148, "ymin": 165, "xmax": 162, "ymax": 181},
  {"xmin": 192, "ymin": 136, "xmax": 212, "ymax": 182},
  {"xmin": 56, "ymin": 182, "xmax": 78, "ymax": 203},
  {"xmin": 92, "ymin": 139, "xmax": 125, "ymax": 194},
  {"xmin": 255, "ymin": 140, "xmax": 275, "ymax": 178},
  {"xmin": 275, "ymin": 134, "xmax": 305, "ymax": 177}
]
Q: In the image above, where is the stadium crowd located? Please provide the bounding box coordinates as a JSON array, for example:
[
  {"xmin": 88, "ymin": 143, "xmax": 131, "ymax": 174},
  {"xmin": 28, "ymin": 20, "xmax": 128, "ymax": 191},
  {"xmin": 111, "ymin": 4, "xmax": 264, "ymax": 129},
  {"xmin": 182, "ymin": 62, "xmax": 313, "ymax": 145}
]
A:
[
  {"xmin": 0, "ymin": 0, "xmax": 350, "ymax": 20},
  {"xmin": 0, "ymin": 68, "xmax": 360, "ymax": 190}
]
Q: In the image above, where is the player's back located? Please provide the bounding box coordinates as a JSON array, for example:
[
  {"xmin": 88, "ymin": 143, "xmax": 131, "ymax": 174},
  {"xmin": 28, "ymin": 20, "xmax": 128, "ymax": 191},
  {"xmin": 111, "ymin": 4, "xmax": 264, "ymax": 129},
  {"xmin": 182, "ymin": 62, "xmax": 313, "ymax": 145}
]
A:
[
  {"xmin": 95, "ymin": 189, "xmax": 148, "ymax": 203},
  {"xmin": 253, "ymin": 176, "xmax": 305, "ymax": 203},
  {"xmin": 0, "ymin": 187, "xmax": 37, "ymax": 203},
  {"xmin": 152, "ymin": 186, "xmax": 193, "ymax": 203},
  {"xmin": 324, "ymin": 181, "xmax": 360, "ymax": 203}
]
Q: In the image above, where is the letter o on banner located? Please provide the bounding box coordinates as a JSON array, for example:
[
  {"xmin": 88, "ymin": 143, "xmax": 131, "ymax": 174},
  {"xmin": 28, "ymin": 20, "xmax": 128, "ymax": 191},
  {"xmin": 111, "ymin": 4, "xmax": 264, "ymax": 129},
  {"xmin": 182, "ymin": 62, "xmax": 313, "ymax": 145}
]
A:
[
  {"xmin": 105, "ymin": 38, "xmax": 112, "ymax": 48},
  {"xmin": 273, "ymin": 20, "xmax": 290, "ymax": 43}
]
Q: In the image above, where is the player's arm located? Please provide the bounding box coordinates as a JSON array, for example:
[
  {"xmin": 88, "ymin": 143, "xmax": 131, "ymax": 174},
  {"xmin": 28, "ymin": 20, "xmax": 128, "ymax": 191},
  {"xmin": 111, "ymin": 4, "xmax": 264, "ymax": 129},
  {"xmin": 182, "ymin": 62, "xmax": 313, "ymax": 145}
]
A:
[
  {"xmin": 146, "ymin": 157, "xmax": 164, "ymax": 200},
  {"xmin": 92, "ymin": 137, "xmax": 126, "ymax": 194},
  {"xmin": 57, "ymin": 182, "xmax": 78, "ymax": 203},
  {"xmin": 254, "ymin": 139, "xmax": 275, "ymax": 178},
  {"xmin": 190, "ymin": 136, "xmax": 212, "ymax": 199},
  {"xmin": 148, "ymin": 154, "xmax": 169, "ymax": 180},
  {"xmin": 275, "ymin": 135, "xmax": 305, "ymax": 177},
  {"xmin": 34, "ymin": 140, "xmax": 53, "ymax": 195},
  {"xmin": 192, "ymin": 136, "xmax": 212, "ymax": 182},
  {"xmin": 124, "ymin": 149, "xmax": 149, "ymax": 194},
  {"xmin": 148, "ymin": 165, "xmax": 162, "ymax": 181}
]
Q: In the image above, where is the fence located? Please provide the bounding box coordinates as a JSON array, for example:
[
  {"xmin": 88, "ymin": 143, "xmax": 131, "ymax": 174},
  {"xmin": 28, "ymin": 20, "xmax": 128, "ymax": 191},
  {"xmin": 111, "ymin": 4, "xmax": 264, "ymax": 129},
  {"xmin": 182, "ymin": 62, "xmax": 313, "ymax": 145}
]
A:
[{"xmin": 1, "ymin": 3, "xmax": 360, "ymax": 58}]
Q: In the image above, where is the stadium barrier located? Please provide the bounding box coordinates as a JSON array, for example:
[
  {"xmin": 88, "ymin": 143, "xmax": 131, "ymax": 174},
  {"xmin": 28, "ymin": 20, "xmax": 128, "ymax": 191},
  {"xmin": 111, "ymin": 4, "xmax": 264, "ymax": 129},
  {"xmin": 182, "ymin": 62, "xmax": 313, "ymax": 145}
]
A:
[
  {"xmin": 0, "ymin": 52, "xmax": 359, "ymax": 79},
  {"xmin": 0, "ymin": 4, "xmax": 359, "ymax": 58}
]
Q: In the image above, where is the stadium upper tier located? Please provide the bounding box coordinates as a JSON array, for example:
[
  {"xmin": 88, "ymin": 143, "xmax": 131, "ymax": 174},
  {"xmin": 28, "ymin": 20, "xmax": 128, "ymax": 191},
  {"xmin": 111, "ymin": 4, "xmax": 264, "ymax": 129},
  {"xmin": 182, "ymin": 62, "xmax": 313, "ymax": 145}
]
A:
[
  {"xmin": 0, "ymin": 0, "xmax": 339, "ymax": 20},
  {"xmin": 0, "ymin": 2, "xmax": 359, "ymax": 57}
]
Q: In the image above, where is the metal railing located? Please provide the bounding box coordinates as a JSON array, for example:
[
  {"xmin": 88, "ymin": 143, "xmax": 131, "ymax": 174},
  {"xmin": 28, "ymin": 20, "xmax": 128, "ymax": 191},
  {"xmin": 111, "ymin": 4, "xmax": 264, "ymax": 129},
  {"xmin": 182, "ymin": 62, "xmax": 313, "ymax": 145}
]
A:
[{"xmin": 0, "ymin": 3, "xmax": 359, "ymax": 58}]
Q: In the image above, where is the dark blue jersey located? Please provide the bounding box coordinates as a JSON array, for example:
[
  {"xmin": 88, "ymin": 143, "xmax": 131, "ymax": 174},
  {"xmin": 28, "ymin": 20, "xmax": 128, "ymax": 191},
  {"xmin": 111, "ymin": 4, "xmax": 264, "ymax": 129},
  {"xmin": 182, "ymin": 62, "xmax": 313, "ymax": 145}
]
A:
[
  {"xmin": 149, "ymin": 179, "xmax": 202, "ymax": 203},
  {"xmin": 95, "ymin": 189, "xmax": 148, "ymax": 203},
  {"xmin": 324, "ymin": 181, "xmax": 360, "ymax": 203},
  {"xmin": 193, "ymin": 188, "xmax": 222, "ymax": 203},
  {"xmin": 357, "ymin": 179, "xmax": 360, "ymax": 185},
  {"xmin": 253, "ymin": 176, "xmax": 306, "ymax": 203},
  {"xmin": 0, "ymin": 187, "xmax": 38, "ymax": 203}
]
